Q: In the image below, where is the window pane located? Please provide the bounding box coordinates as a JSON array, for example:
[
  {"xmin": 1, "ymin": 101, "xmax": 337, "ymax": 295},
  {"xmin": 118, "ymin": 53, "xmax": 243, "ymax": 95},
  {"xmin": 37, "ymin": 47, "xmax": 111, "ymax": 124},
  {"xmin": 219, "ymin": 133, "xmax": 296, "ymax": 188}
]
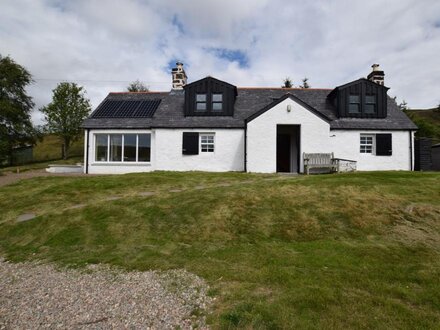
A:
[
  {"xmin": 124, "ymin": 134, "xmax": 137, "ymax": 162},
  {"xmin": 349, "ymin": 104, "xmax": 360, "ymax": 113},
  {"xmin": 366, "ymin": 95, "xmax": 376, "ymax": 104},
  {"xmin": 212, "ymin": 94, "xmax": 222, "ymax": 102},
  {"xmin": 110, "ymin": 134, "xmax": 122, "ymax": 161},
  {"xmin": 196, "ymin": 102, "xmax": 206, "ymax": 111},
  {"xmin": 365, "ymin": 104, "xmax": 375, "ymax": 114},
  {"xmin": 196, "ymin": 94, "xmax": 206, "ymax": 102},
  {"xmin": 200, "ymin": 134, "xmax": 214, "ymax": 152},
  {"xmin": 95, "ymin": 135, "xmax": 108, "ymax": 162},
  {"xmin": 212, "ymin": 102, "xmax": 222, "ymax": 111},
  {"xmin": 138, "ymin": 134, "xmax": 151, "ymax": 162},
  {"xmin": 349, "ymin": 95, "xmax": 360, "ymax": 103}
]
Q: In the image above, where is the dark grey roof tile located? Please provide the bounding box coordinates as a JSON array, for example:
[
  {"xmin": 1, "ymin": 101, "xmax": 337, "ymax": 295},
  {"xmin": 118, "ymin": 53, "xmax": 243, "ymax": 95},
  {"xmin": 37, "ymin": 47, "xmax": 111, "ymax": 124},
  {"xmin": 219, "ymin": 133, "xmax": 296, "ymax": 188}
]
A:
[{"xmin": 82, "ymin": 88, "xmax": 417, "ymax": 130}]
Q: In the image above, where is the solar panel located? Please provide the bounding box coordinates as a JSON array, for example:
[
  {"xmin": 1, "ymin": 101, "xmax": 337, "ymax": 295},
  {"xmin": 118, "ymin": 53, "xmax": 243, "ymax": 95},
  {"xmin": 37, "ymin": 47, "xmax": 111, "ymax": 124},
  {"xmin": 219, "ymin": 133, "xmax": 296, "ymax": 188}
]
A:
[
  {"xmin": 92, "ymin": 99, "xmax": 161, "ymax": 118},
  {"xmin": 113, "ymin": 101, "xmax": 141, "ymax": 117},
  {"xmin": 133, "ymin": 99, "xmax": 161, "ymax": 117}
]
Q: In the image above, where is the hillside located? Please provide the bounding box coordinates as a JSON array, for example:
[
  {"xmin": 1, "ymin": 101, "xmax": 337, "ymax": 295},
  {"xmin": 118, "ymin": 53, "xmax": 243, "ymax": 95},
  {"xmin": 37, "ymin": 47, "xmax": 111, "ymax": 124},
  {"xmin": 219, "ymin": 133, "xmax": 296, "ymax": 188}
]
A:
[{"xmin": 405, "ymin": 108, "xmax": 440, "ymax": 143}]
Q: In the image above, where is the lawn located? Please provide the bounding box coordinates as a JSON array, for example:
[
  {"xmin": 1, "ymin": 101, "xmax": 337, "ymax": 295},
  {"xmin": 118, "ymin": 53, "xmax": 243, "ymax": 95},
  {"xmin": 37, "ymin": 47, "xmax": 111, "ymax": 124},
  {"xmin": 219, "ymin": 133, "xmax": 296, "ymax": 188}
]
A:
[{"xmin": 0, "ymin": 171, "xmax": 439, "ymax": 329}]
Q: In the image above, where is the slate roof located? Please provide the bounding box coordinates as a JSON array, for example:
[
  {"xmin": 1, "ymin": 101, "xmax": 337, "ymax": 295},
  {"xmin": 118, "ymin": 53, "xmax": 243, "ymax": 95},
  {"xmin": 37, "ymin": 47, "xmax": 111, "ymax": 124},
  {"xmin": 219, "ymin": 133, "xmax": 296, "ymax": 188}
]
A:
[{"xmin": 82, "ymin": 87, "xmax": 417, "ymax": 130}]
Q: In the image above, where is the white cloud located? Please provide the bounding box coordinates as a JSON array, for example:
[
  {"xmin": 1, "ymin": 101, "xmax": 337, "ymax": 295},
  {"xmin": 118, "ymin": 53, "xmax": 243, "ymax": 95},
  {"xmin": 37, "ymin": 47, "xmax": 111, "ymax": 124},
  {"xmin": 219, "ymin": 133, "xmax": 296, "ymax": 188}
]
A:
[{"xmin": 0, "ymin": 0, "xmax": 439, "ymax": 125}]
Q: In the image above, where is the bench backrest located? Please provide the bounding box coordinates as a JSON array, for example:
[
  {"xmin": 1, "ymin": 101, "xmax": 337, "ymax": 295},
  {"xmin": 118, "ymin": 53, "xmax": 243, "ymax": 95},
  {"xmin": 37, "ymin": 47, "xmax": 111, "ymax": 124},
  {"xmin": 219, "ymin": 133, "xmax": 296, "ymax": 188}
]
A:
[{"xmin": 303, "ymin": 153, "xmax": 334, "ymax": 165}]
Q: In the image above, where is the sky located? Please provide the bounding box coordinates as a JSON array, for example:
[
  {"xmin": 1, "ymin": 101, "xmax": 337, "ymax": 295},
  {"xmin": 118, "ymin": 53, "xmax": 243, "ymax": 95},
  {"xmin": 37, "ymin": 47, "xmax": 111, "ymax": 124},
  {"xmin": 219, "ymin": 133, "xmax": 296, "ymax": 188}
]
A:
[{"xmin": 1, "ymin": 0, "xmax": 440, "ymax": 124}]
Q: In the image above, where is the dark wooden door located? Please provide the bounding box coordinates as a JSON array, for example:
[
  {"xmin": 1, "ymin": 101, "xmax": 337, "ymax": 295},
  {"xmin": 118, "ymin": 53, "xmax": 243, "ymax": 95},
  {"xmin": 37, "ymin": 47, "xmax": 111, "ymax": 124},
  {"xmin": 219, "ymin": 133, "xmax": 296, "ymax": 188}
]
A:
[{"xmin": 277, "ymin": 134, "xmax": 291, "ymax": 172}]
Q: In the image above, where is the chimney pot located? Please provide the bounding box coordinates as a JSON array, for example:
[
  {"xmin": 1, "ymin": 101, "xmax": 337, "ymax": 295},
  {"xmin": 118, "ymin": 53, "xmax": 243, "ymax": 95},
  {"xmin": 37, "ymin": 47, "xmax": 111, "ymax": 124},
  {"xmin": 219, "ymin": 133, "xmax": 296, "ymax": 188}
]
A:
[{"xmin": 367, "ymin": 63, "xmax": 385, "ymax": 85}]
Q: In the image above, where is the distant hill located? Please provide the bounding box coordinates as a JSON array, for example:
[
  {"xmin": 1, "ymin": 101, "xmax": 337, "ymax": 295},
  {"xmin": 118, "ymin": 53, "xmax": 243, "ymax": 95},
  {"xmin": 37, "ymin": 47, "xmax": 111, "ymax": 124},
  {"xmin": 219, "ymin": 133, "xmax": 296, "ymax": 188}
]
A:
[{"xmin": 404, "ymin": 108, "xmax": 440, "ymax": 143}]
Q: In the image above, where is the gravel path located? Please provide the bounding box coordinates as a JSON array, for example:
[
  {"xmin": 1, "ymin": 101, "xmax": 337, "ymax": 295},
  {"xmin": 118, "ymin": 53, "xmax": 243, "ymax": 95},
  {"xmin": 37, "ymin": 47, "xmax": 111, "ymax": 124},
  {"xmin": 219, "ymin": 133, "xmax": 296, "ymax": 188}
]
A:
[{"xmin": 0, "ymin": 259, "xmax": 211, "ymax": 329}]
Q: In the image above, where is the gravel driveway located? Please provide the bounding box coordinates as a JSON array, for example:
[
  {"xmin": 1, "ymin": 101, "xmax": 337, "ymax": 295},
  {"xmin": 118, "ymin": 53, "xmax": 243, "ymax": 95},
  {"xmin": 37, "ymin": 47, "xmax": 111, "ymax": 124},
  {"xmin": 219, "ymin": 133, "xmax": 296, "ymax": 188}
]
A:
[{"xmin": 0, "ymin": 259, "xmax": 211, "ymax": 329}]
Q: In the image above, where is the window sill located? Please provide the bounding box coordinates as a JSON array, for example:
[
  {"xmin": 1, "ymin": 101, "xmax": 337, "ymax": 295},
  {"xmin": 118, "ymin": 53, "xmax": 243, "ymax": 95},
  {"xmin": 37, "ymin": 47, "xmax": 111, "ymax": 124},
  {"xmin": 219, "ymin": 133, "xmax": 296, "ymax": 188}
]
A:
[{"xmin": 91, "ymin": 162, "xmax": 152, "ymax": 166}]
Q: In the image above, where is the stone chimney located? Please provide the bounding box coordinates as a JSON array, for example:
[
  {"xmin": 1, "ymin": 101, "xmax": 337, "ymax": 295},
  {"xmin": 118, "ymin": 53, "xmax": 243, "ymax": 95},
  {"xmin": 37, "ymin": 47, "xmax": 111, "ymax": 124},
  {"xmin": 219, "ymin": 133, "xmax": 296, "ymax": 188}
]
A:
[
  {"xmin": 171, "ymin": 62, "xmax": 187, "ymax": 89},
  {"xmin": 367, "ymin": 64, "xmax": 385, "ymax": 85}
]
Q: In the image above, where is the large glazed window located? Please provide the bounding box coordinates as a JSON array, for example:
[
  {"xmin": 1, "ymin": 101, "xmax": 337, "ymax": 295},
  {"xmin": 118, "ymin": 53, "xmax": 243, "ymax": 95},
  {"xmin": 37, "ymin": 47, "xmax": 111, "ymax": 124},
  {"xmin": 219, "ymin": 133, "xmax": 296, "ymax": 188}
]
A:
[
  {"xmin": 138, "ymin": 134, "xmax": 151, "ymax": 162},
  {"xmin": 124, "ymin": 134, "xmax": 137, "ymax": 162},
  {"xmin": 110, "ymin": 134, "xmax": 122, "ymax": 161},
  {"xmin": 95, "ymin": 135, "xmax": 108, "ymax": 162},
  {"xmin": 94, "ymin": 133, "xmax": 151, "ymax": 163}
]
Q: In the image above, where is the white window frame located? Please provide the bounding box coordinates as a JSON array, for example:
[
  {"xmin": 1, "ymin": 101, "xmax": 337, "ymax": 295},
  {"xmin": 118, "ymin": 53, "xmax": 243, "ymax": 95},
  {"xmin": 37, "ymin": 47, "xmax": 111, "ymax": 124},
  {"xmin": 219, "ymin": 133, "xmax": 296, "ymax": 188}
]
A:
[
  {"xmin": 200, "ymin": 133, "xmax": 215, "ymax": 153},
  {"xmin": 94, "ymin": 133, "xmax": 151, "ymax": 163},
  {"xmin": 360, "ymin": 134, "xmax": 375, "ymax": 154}
]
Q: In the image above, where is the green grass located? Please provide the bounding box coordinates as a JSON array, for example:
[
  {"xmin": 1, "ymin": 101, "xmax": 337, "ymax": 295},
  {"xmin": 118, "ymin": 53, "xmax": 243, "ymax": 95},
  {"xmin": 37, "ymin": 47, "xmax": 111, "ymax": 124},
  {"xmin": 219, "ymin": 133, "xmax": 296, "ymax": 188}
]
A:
[
  {"xmin": 0, "ymin": 171, "xmax": 440, "ymax": 329},
  {"xmin": 33, "ymin": 134, "xmax": 84, "ymax": 162}
]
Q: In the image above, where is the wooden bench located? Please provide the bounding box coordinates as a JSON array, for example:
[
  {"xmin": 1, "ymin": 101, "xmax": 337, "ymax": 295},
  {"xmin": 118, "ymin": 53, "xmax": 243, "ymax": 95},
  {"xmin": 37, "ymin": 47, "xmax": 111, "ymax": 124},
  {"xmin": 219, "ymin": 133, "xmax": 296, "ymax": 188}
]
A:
[{"xmin": 303, "ymin": 153, "xmax": 337, "ymax": 175}]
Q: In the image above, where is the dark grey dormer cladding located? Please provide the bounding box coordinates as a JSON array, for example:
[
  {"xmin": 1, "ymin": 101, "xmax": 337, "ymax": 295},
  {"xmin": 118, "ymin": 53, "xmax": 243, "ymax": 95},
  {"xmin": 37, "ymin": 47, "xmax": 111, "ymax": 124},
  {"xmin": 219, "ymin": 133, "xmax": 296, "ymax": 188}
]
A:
[
  {"xmin": 183, "ymin": 77, "xmax": 237, "ymax": 116},
  {"xmin": 328, "ymin": 78, "xmax": 389, "ymax": 119}
]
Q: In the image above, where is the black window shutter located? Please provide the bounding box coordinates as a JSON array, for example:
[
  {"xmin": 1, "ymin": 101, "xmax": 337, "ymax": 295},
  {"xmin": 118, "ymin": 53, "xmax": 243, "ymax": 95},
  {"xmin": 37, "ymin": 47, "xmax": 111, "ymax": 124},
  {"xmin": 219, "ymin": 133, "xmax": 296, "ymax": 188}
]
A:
[
  {"xmin": 182, "ymin": 132, "xmax": 199, "ymax": 155},
  {"xmin": 376, "ymin": 134, "xmax": 392, "ymax": 156}
]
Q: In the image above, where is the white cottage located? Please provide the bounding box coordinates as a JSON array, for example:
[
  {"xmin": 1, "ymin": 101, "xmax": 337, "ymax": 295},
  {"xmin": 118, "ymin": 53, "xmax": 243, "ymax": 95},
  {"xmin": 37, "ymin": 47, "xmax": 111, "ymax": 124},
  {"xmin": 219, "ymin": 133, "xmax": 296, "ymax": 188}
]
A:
[{"xmin": 82, "ymin": 63, "xmax": 417, "ymax": 174}]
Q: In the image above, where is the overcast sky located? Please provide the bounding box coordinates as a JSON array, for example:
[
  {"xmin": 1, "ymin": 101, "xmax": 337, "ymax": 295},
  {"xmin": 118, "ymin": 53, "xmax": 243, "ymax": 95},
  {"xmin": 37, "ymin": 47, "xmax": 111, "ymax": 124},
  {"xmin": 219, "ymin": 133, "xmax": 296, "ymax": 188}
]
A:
[{"xmin": 1, "ymin": 0, "xmax": 439, "ymax": 124}]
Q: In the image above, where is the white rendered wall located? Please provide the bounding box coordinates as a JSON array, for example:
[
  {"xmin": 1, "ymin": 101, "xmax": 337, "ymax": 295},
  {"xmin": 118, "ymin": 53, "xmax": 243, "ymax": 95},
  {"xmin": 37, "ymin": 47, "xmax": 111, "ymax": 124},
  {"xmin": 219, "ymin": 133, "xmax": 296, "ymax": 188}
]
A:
[
  {"xmin": 155, "ymin": 128, "xmax": 244, "ymax": 172},
  {"xmin": 85, "ymin": 128, "xmax": 244, "ymax": 174},
  {"xmin": 246, "ymin": 98, "xmax": 332, "ymax": 173},
  {"xmin": 329, "ymin": 130, "xmax": 413, "ymax": 171}
]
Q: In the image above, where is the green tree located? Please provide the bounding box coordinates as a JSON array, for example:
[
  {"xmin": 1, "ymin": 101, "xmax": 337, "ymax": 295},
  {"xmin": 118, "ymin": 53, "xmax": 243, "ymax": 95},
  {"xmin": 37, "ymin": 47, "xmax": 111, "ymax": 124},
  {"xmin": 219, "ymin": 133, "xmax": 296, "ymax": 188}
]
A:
[
  {"xmin": 0, "ymin": 54, "xmax": 36, "ymax": 165},
  {"xmin": 41, "ymin": 82, "xmax": 91, "ymax": 159},
  {"xmin": 282, "ymin": 77, "xmax": 293, "ymax": 88},
  {"xmin": 127, "ymin": 80, "xmax": 149, "ymax": 92},
  {"xmin": 300, "ymin": 77, "xmax": 310, "ymax": 89},
  {"xmin": 399, "ymin": 100, "xmax": 408, "ymax": 111}
]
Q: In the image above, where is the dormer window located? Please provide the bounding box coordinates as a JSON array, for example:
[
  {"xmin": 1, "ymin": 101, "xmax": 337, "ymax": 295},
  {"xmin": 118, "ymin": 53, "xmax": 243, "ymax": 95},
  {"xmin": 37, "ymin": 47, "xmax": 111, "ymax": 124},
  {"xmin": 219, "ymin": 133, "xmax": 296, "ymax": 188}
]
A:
[
  {"xmin": 349, "ymin": 95, "xmax": 360, "ymax": 114},
  {"xmin": 196, "ymin": 94, "xmax": 207, "ymax": 111},
  {"xmin": 184, "ymin": 76, "xmax": 237, "ymax": 116},
  {"xmin": 365, "ymin": 95, "xmax": 376, "ymax": 114},
  {"xmin": 212, "ymin": 93, "xmax": 223, "ymax": 111}
]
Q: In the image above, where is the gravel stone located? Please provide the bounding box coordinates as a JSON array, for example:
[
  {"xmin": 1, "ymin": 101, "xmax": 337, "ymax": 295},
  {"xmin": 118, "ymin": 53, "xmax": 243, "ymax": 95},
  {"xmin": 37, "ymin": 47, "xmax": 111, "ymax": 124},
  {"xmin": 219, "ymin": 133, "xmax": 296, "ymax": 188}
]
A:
[{"xmin": 0, "ymin": 259, "xmax": 212, "ymax": 329}]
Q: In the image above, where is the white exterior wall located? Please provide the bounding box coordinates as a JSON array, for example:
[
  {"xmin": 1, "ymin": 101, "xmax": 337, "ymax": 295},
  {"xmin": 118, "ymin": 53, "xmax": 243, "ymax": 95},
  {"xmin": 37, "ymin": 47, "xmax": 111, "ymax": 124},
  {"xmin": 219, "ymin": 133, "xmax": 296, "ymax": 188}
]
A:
[
  {"xmin": 329, "ymin": 130, "xmax": 413, "ymax": 171},
  {"xmin": 246, "ymin": 97, "xmax": 413, "ymax": 173},
  {"xmin": 154, "ymin": 129, "xmax": 244, "ymax": 172},
  {"xmin": 246, "ymin": 98, "xmax": 332, "ymax": 173},
  {"xmin": 85, "ymin": 128, "xmax": 244, "ymax": 174}
]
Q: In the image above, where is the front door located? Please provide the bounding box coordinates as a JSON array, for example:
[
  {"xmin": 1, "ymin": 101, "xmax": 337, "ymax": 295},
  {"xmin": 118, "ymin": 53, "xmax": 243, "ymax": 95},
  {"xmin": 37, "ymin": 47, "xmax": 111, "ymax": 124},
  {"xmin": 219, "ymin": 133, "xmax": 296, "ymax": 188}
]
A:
[{"xmin": 277, "ymin": 134, "xmax": 291, "ymax": 172}]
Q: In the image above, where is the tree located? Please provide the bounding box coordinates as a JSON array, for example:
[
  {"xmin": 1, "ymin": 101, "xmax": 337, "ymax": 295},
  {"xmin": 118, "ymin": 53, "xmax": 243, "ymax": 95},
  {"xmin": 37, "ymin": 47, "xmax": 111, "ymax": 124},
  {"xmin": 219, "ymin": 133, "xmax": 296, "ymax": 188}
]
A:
[
  {"xmin": 300, "ymin": 77, "xmax": 310, "ymax": 89},
  {"xmin": 41, "ymin": 82, "xmax": 91, "ymax": 159},
  {"xmin": 0, "ymin": 54, "xmax": 36, "ymax": 165},
  {"xmin": 282, "ymin": 77, "xmax": 293, "ymax": 88},
  {"xmin": 127, "ymin": 80, "xmax": 149, "ymax": 92},
  {"xmin": 399, "ymin": 100, "xmax": 408, "ymax": 111}
]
